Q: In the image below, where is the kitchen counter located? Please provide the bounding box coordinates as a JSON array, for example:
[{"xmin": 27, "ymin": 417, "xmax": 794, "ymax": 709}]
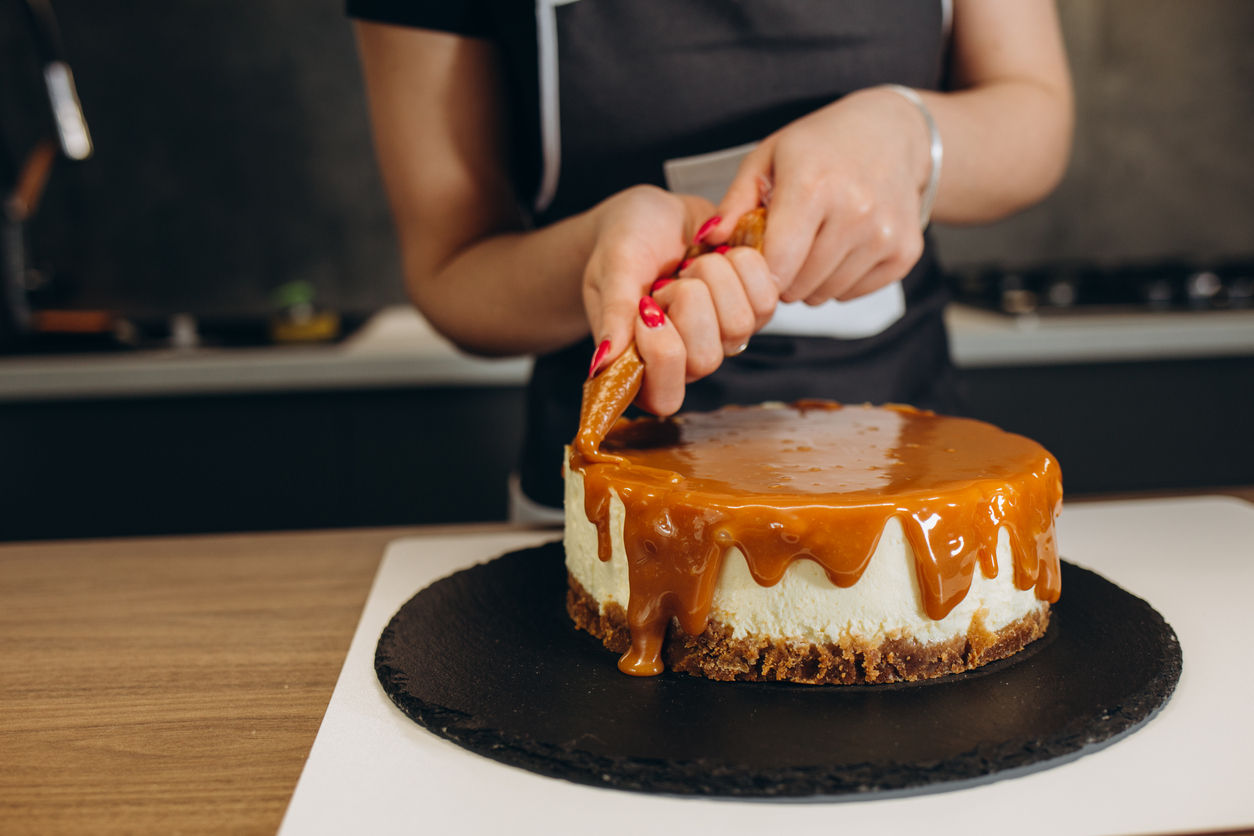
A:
[
  {"xmin": 943, "ymin": 304, "xmax": 1254, "ymax": 367},
  {"xmin": 1, "ymin": 487, "xmax": 1252, "ymax": 836},
  {"xmin": 3, "ymin": 304, "xmax": 1254, "ymax": 401},
  {"xmin": 0, "ymin": 307, "xmax": 530, "ymax": 402}
]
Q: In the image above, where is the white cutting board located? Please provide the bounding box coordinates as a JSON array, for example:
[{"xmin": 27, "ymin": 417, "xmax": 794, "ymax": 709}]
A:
[{"xmin": 280, "ymin": 497, "xmax": 1254, "ymax": 836}]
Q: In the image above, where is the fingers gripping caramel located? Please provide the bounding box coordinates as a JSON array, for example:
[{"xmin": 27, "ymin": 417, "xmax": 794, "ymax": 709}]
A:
[{"xmin": 576, "ymin": 208, "xmax": 769, "ymax": 459}]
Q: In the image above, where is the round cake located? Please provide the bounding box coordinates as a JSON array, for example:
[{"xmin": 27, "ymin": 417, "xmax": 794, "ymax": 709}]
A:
[{"xmin": 563, "ymin": 401, "xmax": 1063, "ymax": 684}]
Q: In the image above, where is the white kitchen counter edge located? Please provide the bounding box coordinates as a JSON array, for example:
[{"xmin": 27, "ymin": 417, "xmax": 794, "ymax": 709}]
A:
[{"xmin": 2, "ymin": 304, "xmax": 1252, "ymax": 401}]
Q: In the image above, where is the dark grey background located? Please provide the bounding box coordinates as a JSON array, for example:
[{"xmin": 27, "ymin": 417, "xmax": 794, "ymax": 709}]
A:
[
  {"xmin": 936, "ymin": 0, "xmax": 1254, "ymax": 267},
  {"xmin": 3, "ymin": 0, "xmax": 402, "ymax": 318},
  {"xmin": 3, "ymin": 0, "xmax": 1252, "ymax": 319}
]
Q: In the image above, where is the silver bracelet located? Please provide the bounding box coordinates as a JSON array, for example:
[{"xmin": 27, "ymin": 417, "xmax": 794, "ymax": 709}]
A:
[{"xmin": 883, "ymin": 84, "xmax": 943, "ymax": 229}]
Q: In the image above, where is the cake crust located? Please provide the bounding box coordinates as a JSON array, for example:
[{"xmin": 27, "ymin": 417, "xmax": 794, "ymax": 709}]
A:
[{"xmin": 567, "ymin": 573, "xmax": 1049, "ymax": 686}]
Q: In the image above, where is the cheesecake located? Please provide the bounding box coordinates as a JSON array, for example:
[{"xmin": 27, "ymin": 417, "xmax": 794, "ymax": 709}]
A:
[{"xmin": 563, "ymin": 401, "xmax": 1062, "ymax": 684}]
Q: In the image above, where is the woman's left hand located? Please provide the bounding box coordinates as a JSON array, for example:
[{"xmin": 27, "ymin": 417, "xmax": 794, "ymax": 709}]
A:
[{"xmin": 709, "ymin": 87, "xmax": 932, "ymax": 306}]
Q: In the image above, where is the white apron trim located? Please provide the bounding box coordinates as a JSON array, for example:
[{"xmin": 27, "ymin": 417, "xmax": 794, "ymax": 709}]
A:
[
  {"xmin": 533, "ymin": 0, "xmax": 567, "ymax": 213},
  {"xmin": 758, "ymin": 285, "xmax": 906, "ymax": 340}
]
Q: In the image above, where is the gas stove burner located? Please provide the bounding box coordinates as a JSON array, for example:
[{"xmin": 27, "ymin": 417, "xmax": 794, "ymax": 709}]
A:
[{"xmin": 950, "ymin": 259, "xmax": 1254, "ymax": 316}]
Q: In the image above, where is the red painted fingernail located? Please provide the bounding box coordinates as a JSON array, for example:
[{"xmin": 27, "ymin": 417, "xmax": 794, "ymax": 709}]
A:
[
  {"xmin": 714, "ymin": 245, "xmax": 730, "ymax": 254},
  {"xmin": 638, "ymin": 296, "xmax": 666, "ymax": 328},
  {"xmin": 678, "ymin": 258, "xmax": 693, "ymax": 272},
  {"xmin": 588, "ymin": 338, "xmax": 611, "ymax": 378},
  {"xmin": 650, "ymin": 278, "xmax": 675, "ymax": 293},
  {"xmin": 693, "ymin": 216, "xmax": 721, "ymax": 245}
]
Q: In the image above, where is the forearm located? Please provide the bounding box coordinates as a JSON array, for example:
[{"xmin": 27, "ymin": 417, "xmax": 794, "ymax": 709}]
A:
[
  {"xmin": 921, "ymin": 0, "xmax": 1074, "ymax": 225},
  {"xmin": 405, "ymin": 209, "xmax": 598, "ymax": 357},
  {"xmin": 356, "ymin": 23, "xmax": 594, "ymax": 357},
  {"xmin": 921, "ymin": 78, "xmax": 1073, "ymax": 225}
]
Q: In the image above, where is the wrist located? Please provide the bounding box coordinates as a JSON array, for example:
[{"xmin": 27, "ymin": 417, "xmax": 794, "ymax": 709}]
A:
[
  {"xmin": 590, "ymin": 184, "xmax": 666, "ymax": 238},
  {"xmin": 876, "ymin": 85, "xmax": 943, "ymax": 228}
]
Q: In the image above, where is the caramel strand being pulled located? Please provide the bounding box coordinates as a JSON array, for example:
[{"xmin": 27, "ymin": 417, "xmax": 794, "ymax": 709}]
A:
[{"xmin": 574, "ymin": 345, "xmax": 644, "ymax": 464}]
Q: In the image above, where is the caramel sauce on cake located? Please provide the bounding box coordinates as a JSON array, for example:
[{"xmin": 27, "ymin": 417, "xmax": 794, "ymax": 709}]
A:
[{"xmin": 568, "ymin": 402, "xmax": 1062, "ymax": 677}]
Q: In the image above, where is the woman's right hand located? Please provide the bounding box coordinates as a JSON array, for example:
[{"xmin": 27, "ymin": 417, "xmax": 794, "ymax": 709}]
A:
[{"xmin": 585, "ymin": 187, "xmax": 780, "ymax": 416}]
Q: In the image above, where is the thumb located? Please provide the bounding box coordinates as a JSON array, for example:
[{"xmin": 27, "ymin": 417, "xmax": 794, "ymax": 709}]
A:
[
  {"xmin": 710, "ymin": 143, "xmax": 773, "ymax": 243},
  {"xmin": 584, "ymin": 247, "xmax": 654, "ymax": 373},
  {"xmin": 594, "ymin": 294, "xmax": 639, "ymax": 372}
]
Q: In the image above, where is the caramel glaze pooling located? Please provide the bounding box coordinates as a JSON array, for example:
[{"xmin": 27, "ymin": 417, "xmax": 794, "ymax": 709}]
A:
[{"xmin": 568, "ymin": 402, "xmax": 1063, "ymax": 677}]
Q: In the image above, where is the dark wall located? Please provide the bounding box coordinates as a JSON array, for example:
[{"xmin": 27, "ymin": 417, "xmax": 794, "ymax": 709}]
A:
[
  {"xmin": 4, "ymin": 1, "xmax": 404, "ymax": 319},
  {"xmin": 9, "ymin": 1, "xmax": 1254, "ymax": 315},
  {"xmin": 936, "ymin": 0, "xmax": 1254, "ymax": 267},
  {"xmin": 5, "ymin": 1, "xmax": 1253, "ymax": 319}
]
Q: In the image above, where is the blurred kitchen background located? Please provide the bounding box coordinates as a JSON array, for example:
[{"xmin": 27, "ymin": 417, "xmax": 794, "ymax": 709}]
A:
[{"xmin": 1, "ymin": 0, "xmax": 1251, "ymax": 541}]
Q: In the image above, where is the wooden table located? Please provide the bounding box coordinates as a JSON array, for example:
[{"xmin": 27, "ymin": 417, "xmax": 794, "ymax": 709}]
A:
[
  {"xmin": 0, "ymin": 522, "xmax": 511, "ymax": 835},
  {"xmin": 2, "ymin": 491, "xmax": 1252, "ymax": 836}
]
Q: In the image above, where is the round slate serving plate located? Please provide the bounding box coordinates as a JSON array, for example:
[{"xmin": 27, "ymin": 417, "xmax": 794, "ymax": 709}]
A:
[{"xmin": 375, "ymin": 541, "xmax": 1180, "ymax": 798}]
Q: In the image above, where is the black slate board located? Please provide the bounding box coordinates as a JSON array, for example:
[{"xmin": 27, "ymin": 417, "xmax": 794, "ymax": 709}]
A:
[{"xmin": 375, "ymin": 541, "xmax": 1181, "ymax": 798}]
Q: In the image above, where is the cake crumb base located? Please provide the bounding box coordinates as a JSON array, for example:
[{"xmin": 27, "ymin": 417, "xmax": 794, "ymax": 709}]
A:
[{"xmin": 566, "ymin": 574, "xmax": 1050, "ymax": 685}]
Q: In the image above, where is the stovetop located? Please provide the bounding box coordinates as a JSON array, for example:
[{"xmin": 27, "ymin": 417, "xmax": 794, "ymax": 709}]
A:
[{"xmin": 949, "ymin": 259, "xmax": 1254, "ymax": 316}]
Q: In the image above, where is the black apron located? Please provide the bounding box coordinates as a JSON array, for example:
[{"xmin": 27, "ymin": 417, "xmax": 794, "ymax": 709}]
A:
[{"xmin": 507, "ymin": 0, "xmax": 955, "ymax": 509}]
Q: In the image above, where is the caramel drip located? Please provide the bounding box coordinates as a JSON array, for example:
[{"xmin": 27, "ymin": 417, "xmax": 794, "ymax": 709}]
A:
[
  {"xmin": 574, "ymin": 208, "xmax": 770, "ymax": 461},
  {"xmin": 569, "ymin": 402, "xmax": 1063, "ymax": 677}
]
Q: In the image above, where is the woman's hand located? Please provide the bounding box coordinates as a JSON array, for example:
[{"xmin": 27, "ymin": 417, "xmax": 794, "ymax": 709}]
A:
[
  {"xmin": 710, "ymin": 87, "xmax": 932, "ymax": 306},
  {"xmin": 585, "ymin": 186, "xmax": 779, "ymax": 416}
]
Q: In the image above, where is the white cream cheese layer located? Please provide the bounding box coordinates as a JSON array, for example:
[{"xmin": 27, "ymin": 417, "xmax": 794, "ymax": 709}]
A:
[{"xmin": 564, "ymin": 466, "xmax": 1045, "ymax": 646}]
